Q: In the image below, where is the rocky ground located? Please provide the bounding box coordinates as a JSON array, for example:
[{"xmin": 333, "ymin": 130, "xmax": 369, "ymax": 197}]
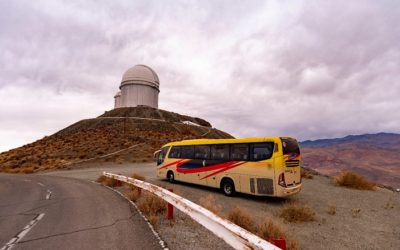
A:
[
  {"xmin": 0, "ymin": 107, "xmax": 232, "ymax": 174},
  {"xmin": 44, "ymin": 162, "xmax": 400, "ymax": 250}
]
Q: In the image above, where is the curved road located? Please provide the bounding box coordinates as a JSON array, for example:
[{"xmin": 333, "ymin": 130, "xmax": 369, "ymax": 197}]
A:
[{"xmin": 0, "ymin": 174, "xmax": 161, "ymax": 250}]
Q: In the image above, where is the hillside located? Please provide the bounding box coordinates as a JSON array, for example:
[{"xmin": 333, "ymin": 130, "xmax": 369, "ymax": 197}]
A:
[
  {"xmin": 0, "ymin": 106, "xmax": 233, "ymax": 173},
  {"xmin": 301, "ymin": 133, "xmax": 400, "ymax": 189}
]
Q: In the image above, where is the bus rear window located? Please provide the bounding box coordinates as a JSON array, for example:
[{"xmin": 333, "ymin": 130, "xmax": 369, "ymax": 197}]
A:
[{"xmin": 281, "ymin": 138, "xmax": 300, "ymax": 155}]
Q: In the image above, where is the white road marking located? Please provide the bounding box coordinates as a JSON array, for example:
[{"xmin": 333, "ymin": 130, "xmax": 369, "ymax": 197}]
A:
[
  {"xmin": 94, "ymin": 182, "xmax": 168, "ymax": 250},
  {"xmin": 37, "ymin": 182, "xmax": 45, "ymax": 187},
  {"xmin": 0, "ymin": 213, "xmax": 45, "ymax": 250},
  {"xmin": 46, "ymin": 190, "xmax": 52, "ymax": 200},
  {"xmin": 23, "ymin": 179, "xmax": 31, "ymax": 182}
]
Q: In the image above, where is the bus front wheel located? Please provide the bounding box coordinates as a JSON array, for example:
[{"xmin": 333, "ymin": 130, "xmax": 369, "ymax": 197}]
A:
[
  {"xmin": 167, "ymin": 171, "xmax": 175, "ymax": 183},
  {"xmin": 221, "ymin": 179, "xmax": 235, "ymax": 196}
]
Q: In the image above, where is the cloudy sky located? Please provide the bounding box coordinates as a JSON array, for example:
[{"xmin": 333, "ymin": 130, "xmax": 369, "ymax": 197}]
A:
[{"xmin": 1, "ymin": 0, "xmax": 400, "ymax": 152}]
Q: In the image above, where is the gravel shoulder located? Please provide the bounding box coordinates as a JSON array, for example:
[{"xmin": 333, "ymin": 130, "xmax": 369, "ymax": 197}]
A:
[{"xmin": 46, "ymin": 162, "xmax": 400, "ymax": 250}]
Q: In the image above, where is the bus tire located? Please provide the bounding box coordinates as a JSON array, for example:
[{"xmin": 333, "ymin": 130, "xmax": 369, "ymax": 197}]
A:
[
  {"xmin": 167, "ymin": 171, "xmax": 175, "ymax": 183},
  {"xmin": 221, "ymin": 178, "xmax": 235, "ymax": 196}
]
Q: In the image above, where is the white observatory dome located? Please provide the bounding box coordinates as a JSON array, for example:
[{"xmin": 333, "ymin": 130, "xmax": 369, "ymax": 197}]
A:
[
  {"xmin": 118, "ymin": 65, "xmax": 160, "ymax": 108},
  {"xmin": 120, "ymin": 65, "xmax": 160, "ymax": 89}
]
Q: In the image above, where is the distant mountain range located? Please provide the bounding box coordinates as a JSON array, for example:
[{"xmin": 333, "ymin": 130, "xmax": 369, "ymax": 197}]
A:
[{"xmin": 301, "ymin": 133, "xmax": 400, "ymax": 189}]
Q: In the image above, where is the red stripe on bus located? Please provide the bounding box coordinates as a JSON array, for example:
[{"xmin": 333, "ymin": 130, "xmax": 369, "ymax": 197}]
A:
[
  {"xmin": 200, "ymin": 161, "xmax": 246, "ymax": 180},
  {"xmin": 176, "ymin": 161, "xmax": 238, "ymax": 174},
  {"xmin": 158, "ymin": 159, "xmax": 186, "ymax": 170}
]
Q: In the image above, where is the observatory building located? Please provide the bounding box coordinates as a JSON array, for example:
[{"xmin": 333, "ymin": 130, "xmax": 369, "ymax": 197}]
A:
[
  {"xmin": 114, "ymin": 65, "xmax": 160, "ymax": 109},
  {"xmin": 114, "ymin": 91, "xmax": 122, "ymax": 108}
]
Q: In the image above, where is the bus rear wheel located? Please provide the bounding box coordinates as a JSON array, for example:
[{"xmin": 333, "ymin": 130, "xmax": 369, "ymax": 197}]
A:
[
  {"xmin": 167, "ymin": 171, "xmax": 175, "ymax": 183},
  {"xmin": 221, "ymin": 179, "xmax": 235, "ymax": 196}
]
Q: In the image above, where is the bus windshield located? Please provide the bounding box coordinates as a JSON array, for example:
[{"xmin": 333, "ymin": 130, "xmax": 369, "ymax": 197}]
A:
[{"xmin": 281, "ymin": 138, "xmax": 300, "ymax": 155}]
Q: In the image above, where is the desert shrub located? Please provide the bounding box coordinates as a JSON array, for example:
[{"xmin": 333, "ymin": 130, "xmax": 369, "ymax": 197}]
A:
[
  {"xmin": 199, "ymin": 194, "xmax": 221, "ymax": 215},
  {"xmin": 21, "ymin": 167, "xmax": 35, "ymax": 174},
  {"xmin": 96, "ymin": 175, "xmax": 107, "ymax": 183},
  {"xmin": 383, "ymin": 198, "xmax": 395, "ymax": 209},
  {"xmin": 96, "ymin": 175, "xmax": 123, "ymax": 187},
  {"xmin": 280, "ymin": 202, "xmax": 315, "ymax": 223},
  {"xmin": 335, "ymin": 171, "xmax": 375, "ymax": 190},
  {"xmin": 327, "ymin": 206, "xmax": 336, "ymax": 215},
  {"xmin": 148, "ymin": 214, "xmax": 159, "ymax": 226},
  {"xmin": 257, "ymin": 218, "xmax": 285, "ymax": 241},
  {"xmin": 131, "ymin": 173, "xmax": 146, "ymax": 181},
  {"xmin": 227, "ymin": 207, "xmax": 256, "ymax": 232},
  {"xmin": 351, "ymin": 208, "xmax": 361, "ymax": 218},
  {"xmin": 301, "ymin": 168, "xmax": 313, "ymax": 179},
  {"xmin": 287, "ymin": 240, "xmax": 300, "ymax": 250},
  {"xmin": 127, "ymin": 188, "xmax": 141, "ymax": 202},
  {"xmin": 138, "ymin": 192, "xmax": 166, "ymax": 216}
]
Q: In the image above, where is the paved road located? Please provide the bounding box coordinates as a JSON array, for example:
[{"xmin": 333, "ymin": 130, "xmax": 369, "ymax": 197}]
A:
[{"xmin": 0, "ymin": 174, "xmax": 161, "ymax": 250}]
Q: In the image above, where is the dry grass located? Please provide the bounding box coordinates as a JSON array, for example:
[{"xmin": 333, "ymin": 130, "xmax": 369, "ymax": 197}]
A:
[
  {"xmin": 280, "ymin": 202, "xmax": 315, "ymax": 223},
  {"xmin": 227, "ymin": 207, "xmax": 256, "ymax": 232},
  {"xmin": 383, "ymin": 198, "xmax": 395, "ymax": 209},
  {"xmin": 21, "ymin": 167, "xmax": 35, "ymax": 174},
  {"xmin": 301, "ymin": 167, "xmax": 313, "ymax": 179},
  {"xmin": 199, "ymin": 194, "xmax": 221, "ymax": 215},
  {"xmin": 137, "ymin": 192, "xmax": 166, "ymax": 216},
  {"xmin": 257, "ymin": 218, "xmax": 285, "ymax": 241},
  {"xmin": 327, "ymin": 206, "xmax": 336, "ymax": 215},
  {"xmin": 335, "ymin": 171, "xmax": 376, "ymax": 190},
  {"xmin": 131, "ymin": 173, "xmax": 146, "ymax": 181},
  {"xmin": 148, "ymin": 214, "xmax": 159, "ymax": 227},
  {"xmin": 351, "ymin": 208, "xmax": 361, "ymax": 218},
  {"xmin": 96, "ymin": 175, "xmax": 123, "ymax": 187},
  {"xmin": 127, "ymin": 188, "xmax": 141, "ymax": 202},
  {"xmin": 287, "ymin": 240, "xmax": 300, "ymax": 250}
]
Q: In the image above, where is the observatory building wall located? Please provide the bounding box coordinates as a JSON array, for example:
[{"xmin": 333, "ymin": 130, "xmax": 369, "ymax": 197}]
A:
[
  {"xmin": 114, "ymin": 92, "xmax": 122, "ymax": 108},
  {"xmin": 121, "ymin": 84, "xmax": 158, "ymax": 108}
]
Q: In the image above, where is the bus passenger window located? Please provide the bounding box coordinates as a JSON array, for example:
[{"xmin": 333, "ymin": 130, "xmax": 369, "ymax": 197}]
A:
[
  {"xmin": 211, "ymin": 144, "xmax": 230, "ymax": 160},
  {"xmin": 250, "ymin": 143, "xmax": 274, "ymax": 161},
  {"xmin": 180, "ymin": 146, "xmax": 194, "ymax": 159},
  {"xmin": 194, "ymin": 145, "xmax": 210, "ymax": 159},
  {"xmin": 168, "ymin": 146, "xmax": 181, "ymax": 159},
  {"xmin": 230, "ymin": 144, "xmax": 249, "ymax": 161}
]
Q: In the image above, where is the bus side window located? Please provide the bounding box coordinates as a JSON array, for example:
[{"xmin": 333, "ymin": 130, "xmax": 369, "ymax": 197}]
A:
[
  {"xmin": 211, "ymin": 144, "xmax": 229, "ymax": 160},
  {"xmin": 250, "ymin": 143, "xmax": 274, "ymax": 161},
  {"xmin": 230, "ymin": 144, "xmax": 249, "ymax": 161},
  {"xmin": 194, "ymin": 145, "xmax": 210, "ymax": 159},
  {"xmin": 169, "ymin": 146, "xmax": 181, "ymax": 159},
  {"xmin": 181, "ymin": 146, "xmax": 194, "ymax": 159}
]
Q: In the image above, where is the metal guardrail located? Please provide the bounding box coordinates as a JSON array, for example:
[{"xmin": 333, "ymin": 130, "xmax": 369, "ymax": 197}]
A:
[{"xmin": 103, "ymin": 172, "xmax": 280, "ymax": 250}]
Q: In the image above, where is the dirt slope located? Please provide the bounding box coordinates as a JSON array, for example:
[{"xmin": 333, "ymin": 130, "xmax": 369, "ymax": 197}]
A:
[{"xmin": 0, "ymin": 107, "xmax": 233, "ymax": 173}]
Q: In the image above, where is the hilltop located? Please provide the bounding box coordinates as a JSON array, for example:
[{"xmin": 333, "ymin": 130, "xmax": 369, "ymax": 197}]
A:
[
  {"xmin": 301, "ymin": 133, "xmax": 400, "ymax": 189},
  {"xmin": 0, "ymin": 106, "xmax": 233, "ymax": 173}
]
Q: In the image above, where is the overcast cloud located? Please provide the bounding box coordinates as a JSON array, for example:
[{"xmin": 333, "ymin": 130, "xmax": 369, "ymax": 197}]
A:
[{"xmin": 1, "ymin": 0, "xmax": 400, "ymax": 152}]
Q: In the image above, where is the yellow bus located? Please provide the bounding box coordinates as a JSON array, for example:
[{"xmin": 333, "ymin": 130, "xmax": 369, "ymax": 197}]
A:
[{"xmin": 154, "ymin": 137, "xmax": 302, "ymax": 197}]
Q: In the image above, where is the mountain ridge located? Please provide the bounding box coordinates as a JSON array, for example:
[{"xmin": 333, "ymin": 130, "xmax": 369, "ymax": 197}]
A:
[{"xmin": 301, "ymin": 132, "xmax": 400, "ymax": 189}]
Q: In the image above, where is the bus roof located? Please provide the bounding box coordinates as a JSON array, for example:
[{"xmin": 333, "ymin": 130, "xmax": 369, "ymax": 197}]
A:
[{"xmin": 162, "ymin": 137, "xmax": 295, "ymax": 147}]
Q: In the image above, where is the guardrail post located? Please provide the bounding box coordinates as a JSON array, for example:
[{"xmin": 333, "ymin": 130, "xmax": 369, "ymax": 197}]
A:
[
  {"xmin": 270, "ymin": 238, "xmax": 286, "ymax": 250},
  {"xmin": 167, "ymin": 188, "xmax": 174, "ymax": 220}
]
